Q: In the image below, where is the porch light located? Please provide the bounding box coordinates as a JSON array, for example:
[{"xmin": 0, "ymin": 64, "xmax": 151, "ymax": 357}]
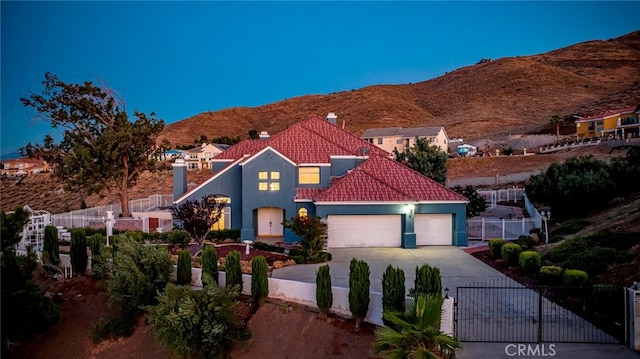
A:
[{"xmin": 404, "ymin": 204, "xmax": 414, "ymax": 215}]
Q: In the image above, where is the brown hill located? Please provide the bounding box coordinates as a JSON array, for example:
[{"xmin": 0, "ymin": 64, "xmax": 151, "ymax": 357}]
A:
[{"xmin": 158, "ymin": 30, "xmax": 640, "ymax": 147}]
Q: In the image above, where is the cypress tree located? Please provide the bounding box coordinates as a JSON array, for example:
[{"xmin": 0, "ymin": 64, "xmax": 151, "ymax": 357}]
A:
[
  {"xmin": 70, "ymin": 228, "xmax": 87, "ymax": 275},
  {"xmin": 316, "ymin": 264, "xmax": 333, "ymax": 319},
  {"xmin": 382, "ymin": 265, "xmax": 406, "ymax": 313},
  {"xmin": 348, "ymin": 258, "xmax": 370, "ymax": 328},
  {"xmin": 251, "ymin": 256, "xmax": 269, "ymax": 306},
  {"xmin": 43, "ymin": 225, "xmax": 60, "ymax": 265},
  {"xmin": 411, "ymin": 264, "xmax": 443, "ymax": 298},
  {"xmin": 201, "ymin": 245, "xmax": 219, "ymax": 286},
  {"xmin": 177, "ymin": 250, "xmax": 192, "ymax": 285},
  {"xmin": 225, "ymin": 251, "xmax": 243, "ymax": 290}
]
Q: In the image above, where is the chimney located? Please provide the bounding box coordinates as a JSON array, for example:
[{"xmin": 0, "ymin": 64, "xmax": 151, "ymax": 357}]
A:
[
  {"xmin": 172, "ymin": 158, "xmax": 188, "ymax": 199},
  {"xmin": 259, "ymin": 131, "xmax": 270, "ymax": 140},
  {"xmin": 326, "ymin": 112, "xmax": 337, "ymax": 126}
]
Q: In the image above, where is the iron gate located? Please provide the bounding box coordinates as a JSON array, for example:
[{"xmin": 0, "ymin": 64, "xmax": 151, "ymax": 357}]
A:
[{"xmin": 455, "ymin": 284, "xmax": 629, "ymax": 344}]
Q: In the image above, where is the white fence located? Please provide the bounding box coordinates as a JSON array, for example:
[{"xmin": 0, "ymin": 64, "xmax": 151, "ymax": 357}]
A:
[
  {"xmin": 478, "ymin": 187, "xmax": 525, "ymax": 208},
  {"xmin": 467, "ymin": 217, "xmax": 538, "ymax": 241},
  {"xmin": 523, "ymin": 192, "xmax": 542, "ymax": 228}
]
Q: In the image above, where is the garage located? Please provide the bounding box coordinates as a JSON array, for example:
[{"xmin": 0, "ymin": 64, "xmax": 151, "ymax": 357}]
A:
[
  {"xmin": 327, "ymin": 215, "xmax": 402, "ymax": 248},
  {"xmin": 415, "ymin": 214, "xmax": 452, "ymax": 245}
]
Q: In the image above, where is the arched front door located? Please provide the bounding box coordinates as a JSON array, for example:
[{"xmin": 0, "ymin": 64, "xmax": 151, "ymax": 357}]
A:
[{"xmin": 257, "ymin": 207, "xmax": 284, "ymax": 236}]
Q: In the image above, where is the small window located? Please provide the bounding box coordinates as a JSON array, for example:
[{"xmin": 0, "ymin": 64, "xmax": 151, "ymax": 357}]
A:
[
  {"xmin": 377, "ymin": 138, "xmax": 383, "ymax": 145},
  {"xmin": 269, "ymin": 182, "xmax": 280, "ymax": 191},
  {"xmin": 258, "ymin": 171, "xmax": 268, "ymax": 180},
  {"xmin": 298, "ymin": 208, "xmax": 308, "ymax": 217},
  {"xmin": 270, "ymin": 171, "xmax": 280, "ymax": 180},
  {"xmin": 299, "ymin": 167, "xmax": 320, "ymax": 184},
  {"xmin": 259, "ymin": 182, "xmax": 268, "ymax": 191}
]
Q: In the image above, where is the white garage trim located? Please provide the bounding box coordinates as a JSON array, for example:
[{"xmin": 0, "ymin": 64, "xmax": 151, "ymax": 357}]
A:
[
  {"xmin": 415, "ymin": 214, "xmax": 452, "ymax": 245},
  {"xmin": 327, "ymin": 215, "xmax": 401, "ymax": 248}
]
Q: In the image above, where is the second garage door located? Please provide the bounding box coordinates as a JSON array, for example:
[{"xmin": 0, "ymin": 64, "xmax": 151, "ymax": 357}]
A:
[
  {"xmin": 415, "ymin": 214, "xmax": 452, "ymax": 245},
  {"xmin": 327, "ymin": 215, "xmax": 401, "ymax": 248}
]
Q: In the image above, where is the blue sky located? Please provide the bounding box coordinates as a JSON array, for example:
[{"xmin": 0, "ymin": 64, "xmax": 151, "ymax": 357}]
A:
[{"xmin": 1, "ymin": 1, "xmax": 638, "ymax": 156}]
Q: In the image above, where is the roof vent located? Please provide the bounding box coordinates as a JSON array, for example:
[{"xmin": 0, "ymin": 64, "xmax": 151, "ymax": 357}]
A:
[
  {"xmin": 359, "ymin": 146, "xmax": 369, "ymax": 156},
  {"xmin": 326, "ymin": 112, "xmax": 337, "ymax": 126},
  {"xmin": 259, "ymin": 131, "xmax": 270, "ymax": 140}
]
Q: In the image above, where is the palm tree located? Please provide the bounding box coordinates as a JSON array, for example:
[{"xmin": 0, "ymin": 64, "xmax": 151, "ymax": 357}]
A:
[
  {"xmin": 374, "ymin": 295, "xmax": 462, "ymax": 359},
  {"xmin": 550, "ymin": 115, "xmax": 564, "ymax": 142}
]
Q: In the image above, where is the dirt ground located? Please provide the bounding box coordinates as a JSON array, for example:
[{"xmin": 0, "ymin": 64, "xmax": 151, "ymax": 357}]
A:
[{"xmin": 6, "ymin": 273, "xmax": 376, "ymax": 359}]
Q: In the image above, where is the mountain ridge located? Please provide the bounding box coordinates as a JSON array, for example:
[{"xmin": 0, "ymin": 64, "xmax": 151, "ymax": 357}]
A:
[{"xmin": 159, "ymin": 30, "xmax": 640, "ymax": 146}]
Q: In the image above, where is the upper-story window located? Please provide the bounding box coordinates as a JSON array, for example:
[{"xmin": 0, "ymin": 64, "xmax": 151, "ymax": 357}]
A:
[
  {"xmin": 377, "ymin": 138, "xmax": 383, "ymax": 145},
  {"xmin": 298, "ymin": 208, "xmax": 308, "ymax": 217},
  {"xmin": 299, "ymin": 167, "xmax": 320, "ymax": 184},
  {"xmin": 258, "ymin": 171, "xmax": 280, "ymax": 191}
]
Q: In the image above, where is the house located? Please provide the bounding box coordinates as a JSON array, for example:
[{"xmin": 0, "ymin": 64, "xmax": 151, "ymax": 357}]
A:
[
  {"xmin": 575, "ymin": 105, "xmax": 640, "ymax": 140},
  {"xmin": 0, "ymin": 158, "xmax": 49, "ymax": 176},
  {"xmin": 361, "ymin": 126, "xmax": 449, "ymax": 154},
  {"xmin": 184, "ymin": 143, "xmax": 230, "ymax": 170},
  {"xmin": 173, "ymin": 114, "xmax": 468, "ymax": 248}
]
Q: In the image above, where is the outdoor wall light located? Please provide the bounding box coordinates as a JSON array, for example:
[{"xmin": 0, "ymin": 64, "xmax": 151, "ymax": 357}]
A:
[
  {"xmin": 404, "ymin": 204, "xmax": 415, "ymax": 215},
  {"xmin": 445, "ymin": 287, "xmax": 449, "ymax": 299}
]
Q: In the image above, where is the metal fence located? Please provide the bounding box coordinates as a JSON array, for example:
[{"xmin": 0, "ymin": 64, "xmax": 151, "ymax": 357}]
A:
[
  {"xmin": 455, "ymin": 283, "xmax": 628, "ymax": 344},
  {"xmin": 467, "ymin": 217, "xmax": 537, "ymax": 241}
]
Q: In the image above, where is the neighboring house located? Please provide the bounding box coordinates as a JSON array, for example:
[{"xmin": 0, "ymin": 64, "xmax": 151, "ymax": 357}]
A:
[
  {"xmin": 0, "ymin": 158, "xmax": 49, "ymax": 176},
  {"xmin": 361, "ymin": 126, "xmax": 450, "ymax": 154},
  {"xmin": 184, "ymin": 143, "xmax": 230, "ymax": 170},
  {"xmin": 575, "ymin": 105, "xmax": 640, "ymax": 140},
  {"xmin": 173, "ymin": 114, "xmax": 468, "ymax": 249}
]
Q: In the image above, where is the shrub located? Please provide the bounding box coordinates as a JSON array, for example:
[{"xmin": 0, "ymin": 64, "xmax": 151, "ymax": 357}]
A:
[
  {"xmin": 544, "ymin": 237, "xmax": 587, "ymax": 262},
  {"xmin": 168, "ymin": 230, "xmax": 190, "ymax": 247},
  {"xmin": 519, "ymin": 251, "xmax": 541, "ymax": 275},
  {"xmin": 551, "ymin": 219, "xmax": 590, "ymax": 236},
  {"xmin": 563, "ymin": 269, "xmax": 589, "ymax": 286},
  {"xmin": 501, "ymin": 243, "xmax": 522, "ymax": 268},
  {"xmin": 316, "ymin": 264, "xmax": 333, "ymax": 319},
  {"xmin": 144, "ymin": 283, "xmax": 250, "ymax": 358},
  {"xmin": 252, "ymin": 241, "xmax": 268, "ymax": 251},
  {"xmin": 348, "ymin": 258, "xmax": 370, "ymax": 328},
  {"xmin": 43, "ymin": 225, "xmax": 60, "ymax": 265},
  {"xmin": 201, "ymin": 245, "xmax": 219, "ymax": 285},
  {"xmin": 177, "ymin": 250, "xmax": 192, "ymax": 285},
  {"xmin": 88, "ymin": 233, "xmax": 109, "ymax": 278},
  {"xmin": 225, "ymin": 251, "xmax": 243, "ymax": 290},
  {"xmin": 70, "ymin": 228, "xmax": 88, "ymax": 275},
  {"xmin": 539, "ymin": 265, "xmax": 563, "ymax": 285},
  {"xmin": 410, "ymin": 264, "xmax": 442, "ymax": 298},
  {"xmin": 488, "ymin": 238, "xmax": 505, "ymax": 259},
  {"xmin": 564, "ymin": 247, "xmax": 618, "ymax": 276},
  {"xmin": 515, "ymin": 235, "xmax": 535, "ymax": 250},
  {"xmin": 320, "ymin": 251, "xmax": 332, "ymax": 262},
  {"xmin": 251, "ymin": 256, "xmax": 269, "ymax": 305},
  {"xmin": 206, "ymin": 228, "xmax": 241, "ymax": 241},
  {"xmin": 88, "ymin": 233, "xmax": 105, "ymax": 257},
  {"xmin": 382, "ymin": 265, "xmax": 406, "ymax": 313}
]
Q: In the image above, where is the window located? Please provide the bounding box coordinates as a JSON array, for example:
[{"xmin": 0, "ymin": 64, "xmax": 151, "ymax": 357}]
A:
[
  {"xmin": 299, "ymin": 167, "xmax": 320, "ymax": 184},
  {"xmin": 258, "ymin": 171, "xmax": 280, "ymax": 191},
  {"xmin": 298, "ymin": 208, "xmax": 308, "ymax": 217},
  {"xmin": 258, "ymin": 171, "xmax": 268, "ymax": 180},
  {"xmin": 269, "ymin": 182, "xmax": 280, "ymax": 191},
  {"xmin": 270, "ymin": 171, "xmax": 280, "ymax": 180},
  {"xmin": 377, "ymin": 138, "xmax": 383, "ymax": 145},
  {"xmin": 259, "ymin": 182, "xmax": 268, "ymax": 191}
]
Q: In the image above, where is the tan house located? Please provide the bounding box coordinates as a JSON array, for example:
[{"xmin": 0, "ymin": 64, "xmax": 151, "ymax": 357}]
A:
[
  {"xmin": 361, "ymin": 126, "xmax": 449, "ymax": 154},
  {"xmin": 184, "ymin": 143, "xmax": 230, "ymax": 170},
  {"xmin": 0, "ymin": 158, "xmax": 50, "ymax": 176},
  {"xmin": 575, "ymin": 105, "xmax": 640, "ymax": 140}
]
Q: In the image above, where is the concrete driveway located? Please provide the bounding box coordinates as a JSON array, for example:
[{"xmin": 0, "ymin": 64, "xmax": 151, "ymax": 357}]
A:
[{"xmin": 271, "ymin": 246, "xmax": 518, "ymax": 293}]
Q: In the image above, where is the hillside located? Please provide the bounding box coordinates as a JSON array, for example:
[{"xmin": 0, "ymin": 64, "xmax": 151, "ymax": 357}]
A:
[{"xmin": 158, "ymin": 30, "xmax": 640, "ymax": 146}]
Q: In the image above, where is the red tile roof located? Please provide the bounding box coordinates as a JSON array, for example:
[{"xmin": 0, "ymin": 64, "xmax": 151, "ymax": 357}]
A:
[
  {"xmin": 313, "ymin": 155, "xmax": 467, "ymax": 202},
  {"xmin": 575, "ymin": 106, "xmax": 638, "ymax": 123},
  {"xmin": 213, "ymin": 115, "xmax": 389, "ymax": 164}
]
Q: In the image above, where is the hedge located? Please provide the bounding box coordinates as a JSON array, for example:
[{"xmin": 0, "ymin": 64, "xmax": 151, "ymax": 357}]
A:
[
  {"xmin": 488, "ymin": 238, "xmax": 505, "ymax": 259},
  {"xmin": 539, "ymin": 265, "xmax": 563, "ymax": 285},
  {"xmin": 501, "ymin": 243, "xmax": 522, "ymax": 268},
  {"xmin": 563, "ymin": 269, "xmax": 589, "ymax": 286},
  {"xmin": 519, "ymin": 251, "xmax": 541, "ymax": 275}
]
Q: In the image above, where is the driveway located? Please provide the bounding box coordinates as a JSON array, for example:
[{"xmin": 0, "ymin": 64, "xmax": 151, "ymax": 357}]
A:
[{"xmin": 271, "ymin": 246, "xmax": 518, "ymax": 293}]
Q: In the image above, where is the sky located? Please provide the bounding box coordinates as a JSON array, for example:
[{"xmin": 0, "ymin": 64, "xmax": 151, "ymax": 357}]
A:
[{"xmin": 1, "ymin": 1, "xmax": 639, "ymax": 157}]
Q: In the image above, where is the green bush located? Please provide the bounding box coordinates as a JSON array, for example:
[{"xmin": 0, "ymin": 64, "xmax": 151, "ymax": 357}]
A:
[
  {"xmin": 564, "ymin": 247, "xmax": 618, "ymax": 276},
  {"xmin": 544, "ymin": 237, "xmax": 587, "ymax": 262},
  {"xmin": 488, "ymin": 238, "xmax": 505, "ymax": 259},
  {"xmin": 251, "ymin": 256, "xmax": 269, "ymax": 305},
  {"xmin": 518, "ymin": 251, "xmax": 541, "ymax": 275},
  {"xmin": 288, "ymin": 248, "xmax": 305, "ymax": 257},
  {"xmin": 515, "ymin": 235, "xmax": 535, "ymax": 250},
  {"xmin": 348, "ymin": 258, "xmax": 370, "ymax": 328},
  {"xmin": 144, "ymin": 283, "xmax": 250, "ymax": 358},
  {"xmin": 225, "ymin": 251, "xmax": 243, "ymax": 290},
  {"xmin": 563, "ymin": 269, "xmax": 589, "ymax": 286},
  {"xmin": 320, "ymin": 251, "xmax": 332, "ymax": 262},
  {"xmin": 410, "ymin": 264, "xmax": 442, "ymax": 298},
  {"xmin": 207, "ymin": 229, "xmax": 241, "ymax": 241},
  {"xmin": 177, "ymin": 250, "xmax": 192, "ymax": 285},
  {"xmin": 201, "ymin": 245, "xmax": 219, "ymax": 285},
  {"xmin": 551, "ymin": 219, "xmax": 590, "ymax": 236},
  {"xmin": 316, "ymin": 264, "xmax": 333, "ymax": 319},
  {"xmin": 70, "ymin": 228, "xmax": 88, "ymax": 275},
  {"xmin": 168, "ymin": 230, "xmax": 191, "ymax": 247},
  {"xmin": 501, "ymin": 243, "xmax": 522, "ymax": 268},
  {"xmin": 252, "ymin": 241, "xmax": 268, "ymax": 250},
  {"xmin": 43, "ymin": 225, "xmax": 60, "ymax": 265},
  {"xmin": 88, "ymin": 233, "xmax": 105, "ymax": 257},
  {"xmin": 382, "ymin": 265, "xmax": 406, "ymax": 313},
  {"xmin": 538, "ymin": 265, "xmax": 563, "ymax": 285}
]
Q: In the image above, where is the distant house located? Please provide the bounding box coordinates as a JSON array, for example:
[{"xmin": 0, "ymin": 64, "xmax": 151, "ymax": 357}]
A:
[
  {"xmin": 360, "ymin": 126, "xmax": 449, "ymax": 154},
  {"xmin": 173, "ymin": 114, "xmax": 468, "ymax": 248},
  {"xmin": 184, "ymin": 143, "xmax": 230, "ymax": 170},
  {"xmin": 0, "ymin": 158, "xmax": 49, "ymax": 176},
  {"xmin": 575, "ymin": 105, "xmax": 640, "ymax": 140}
]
